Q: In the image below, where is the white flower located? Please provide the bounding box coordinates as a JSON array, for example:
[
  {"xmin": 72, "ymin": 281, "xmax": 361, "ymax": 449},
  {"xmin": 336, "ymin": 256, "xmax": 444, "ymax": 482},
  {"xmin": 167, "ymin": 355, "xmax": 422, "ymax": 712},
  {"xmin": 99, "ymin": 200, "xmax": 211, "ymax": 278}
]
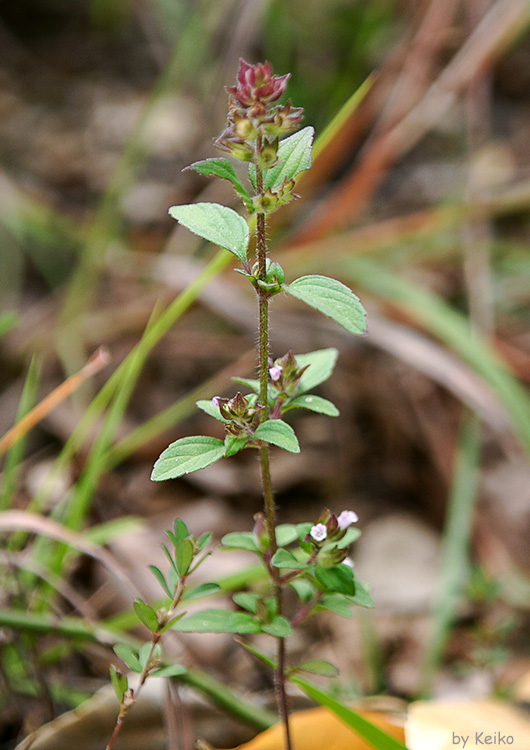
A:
[
  {"xmin": 269, "ymin": 365, "xmax": 283, "ymax": 382},
  {"xmin": 310, "ymin": 523, "xmax": 327, "ymax": 542},
  {"xmin": 342, "ymin": 557, "xmax": 355, "ymax": 570},
  {"xmin": 337, "ymin": 510, "xmax": 359, "ymax": 529}
]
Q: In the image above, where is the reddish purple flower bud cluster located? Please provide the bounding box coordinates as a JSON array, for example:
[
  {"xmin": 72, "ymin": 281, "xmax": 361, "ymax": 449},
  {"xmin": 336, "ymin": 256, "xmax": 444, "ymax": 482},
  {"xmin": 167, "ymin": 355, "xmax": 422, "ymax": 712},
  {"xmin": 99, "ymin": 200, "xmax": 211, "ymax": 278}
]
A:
[
  {"xmin": 212, "ymin": 392, "xmax": 264, "ymax": 437},
  {"xmin": 226, "ymin": 60, "xmax": 289, "ymax": 108},
  {"xmin": 268, "ymin": 351, "xmax": 309, "ymax": 397},
  {"xmin": 214, "ymin": 59, "xmax": 304, "ymax": 165}
]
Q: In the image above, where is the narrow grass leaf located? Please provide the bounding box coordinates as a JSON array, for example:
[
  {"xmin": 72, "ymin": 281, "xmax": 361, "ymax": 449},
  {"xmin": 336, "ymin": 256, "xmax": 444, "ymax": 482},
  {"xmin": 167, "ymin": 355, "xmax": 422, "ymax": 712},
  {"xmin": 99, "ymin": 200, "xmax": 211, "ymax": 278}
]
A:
[
  {"xmin": 419, "ymin": 414, "xmax": 481, "ymax": 692},
  {"xmin": 152, "ymin": 664, "xmax": 187, "ymax": 678},
  {"xmin": 285, "ymin": 275, "xmax": 367, "ymax": 335},
  {"xmin": 291, "ymin": 676, "xmax": 409, "ymax": 750},
  {"xmin": 296, "ymin": 660, "xmax": 339, "ymax": 677},
  {"xmin": 169, "ymin": 203, "xmax": 249, "ymax": 264},
  {"xmin": 151, "ymin": 436, "xmax": 225, "ymax": 481}
]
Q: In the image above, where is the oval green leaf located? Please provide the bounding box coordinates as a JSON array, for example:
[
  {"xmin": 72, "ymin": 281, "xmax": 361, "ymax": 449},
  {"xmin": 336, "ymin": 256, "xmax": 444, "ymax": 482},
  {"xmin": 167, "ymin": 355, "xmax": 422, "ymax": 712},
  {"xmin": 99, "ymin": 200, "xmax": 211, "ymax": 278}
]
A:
[
  {"xmin": 286, "ymin": 394, "xmax": 339, "ymax": 417},
  {"xmin": 250, "ymin": 127, "xmax": 314, "ymax": 190},
  {"xmin": 114, "ymin": 643, "xmax": 142, "ymax": 673},
  {"xmin": 109, "ymin": 665, "xmax": 128, "ymax": 702},
  {"xmin": 186, "ymin": 159, "xmax": 252, "ymax": 209},
  {"xmin": 285, "ymin": 275, "xmax": 367, "ymax": 335},
  {"xmin": 296, "ymin": 349, "xmax": 338, "ymax": 394},
  {"xmin": 262, "ymin": 615, "xmax": 292, "ymax": 638},
  {"xmin": 168, "ymin": 202, "xmax": 249, "ymax": 264},
  {"xmin": 221, "ymin": 531, "xmax": 261, "ymax": 553},
  {"xmin": 175, "ymin": 539, "xmax": 194, "ymax": 576},
  {"xmin": 173, "ymin": 609, "xmax": 261, "ymax": 634},
  {"xmin": 151, "ymin": 436, "xmax": 225, "ymax": 481},
  {"xmin": 254, "ymin": 419, "xmax": 300, "ymax": 454},
  {"xmin": 134, "ymin": 599, "xmax": 159, "ymax": 633}
]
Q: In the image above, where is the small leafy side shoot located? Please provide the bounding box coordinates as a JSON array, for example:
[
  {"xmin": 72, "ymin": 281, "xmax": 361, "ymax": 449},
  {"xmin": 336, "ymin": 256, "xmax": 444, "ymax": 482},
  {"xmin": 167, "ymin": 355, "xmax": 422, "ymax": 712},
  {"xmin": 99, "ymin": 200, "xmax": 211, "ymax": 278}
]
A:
[{"xmin": 115, "ymin": 59, "xmax": 370, "ymax": 750}]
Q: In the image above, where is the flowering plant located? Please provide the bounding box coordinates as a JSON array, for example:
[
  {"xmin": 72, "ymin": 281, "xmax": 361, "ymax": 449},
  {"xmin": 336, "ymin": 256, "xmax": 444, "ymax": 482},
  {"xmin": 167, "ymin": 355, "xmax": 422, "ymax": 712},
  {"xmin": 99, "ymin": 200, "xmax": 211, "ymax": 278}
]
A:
[{"xmin": 107, "ymin": 59, "xmax": 373, "ymax": 750}]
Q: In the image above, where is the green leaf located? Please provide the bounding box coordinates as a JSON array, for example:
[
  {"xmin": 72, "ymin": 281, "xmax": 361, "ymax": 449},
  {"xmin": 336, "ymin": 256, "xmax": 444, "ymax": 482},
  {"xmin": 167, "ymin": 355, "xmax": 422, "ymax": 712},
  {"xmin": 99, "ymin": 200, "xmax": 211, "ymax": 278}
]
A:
[
  {"xmin": 296, "ymin": 660, "xmax": 339, "ymax": 677},
  {"xmin": 275, "ymin": 524, "xmax": 299, "ymax": 547},
  {"xmin": 139, "ymin": 642, "xmax": 159, "ymax": 669},
  {"xmin": 232, "ymin": 592, "xmax": 260, "ymax": 613},
  {"xmin": 149, "ymin": 565, "xmax": 172, "ymax": 597},
  {"xmin": 109, "ymin": 664, "xmax": 128, "ymax": 703},
  {"xmin": 314, "ymin": 565, "xmax": 356, "ymax": 596},
  {"xmin": 262, "ymin": 615, "xmax": 292, "ymax": 637},
  {"xmin": 196, "ymin": 399, "xmax": 230, "ymax": 424},
  {"xmin": 335, "ymin": 527, "xmax": 361, "ymax": 548},
  {"xmin": 250, "ymin": 127, "xmax": 314, "ymax": 190},
  {"xmin": 168, "ymin": 203, "xmax": 249, "ymax": 264},
  {"xmin": 231, "ymin": 376, "xmax": 261, "ymax": 395},
  {"xmin": 161, "ymin": 544, "xmax": 178, "ymax": 573},
  {"xmin": 291, "ymin": 676, "xmax": 409, "ymax": 750},
  {"xmin": 224, "ymin": 434, "xmax": 249, "ymax": 457},
  {"xmin": 134, "ymin": 599, "xmax": 159, "ymax": 633},
  {"xmin": 284, "ymin": 275, "xmax": 367, "ymax": 335},
  {"xmin": 159, "ymin": 611, "xmax": 186, "ymax": 634},
  {"xmin": 350, "ymin": 581, "xmax": 375, "ymax": 609},
  {"xmin": 315, "ymin": 594, "xmax": 354, "ymax": 618},
  {"xmin": 296, "ymin": 349, "xmax": 338, "ymax": 394},
  {"xmin": 344, "ymin": 254, "xmax": 530, "ymax": 454},
  {"xmin": 285, "ymin": 394, "xmax": 339, "ymax": 417},
  {"xmin": 221, "ymin": 531, "xmax": 260, "ymax": 553},
  {"xmin": 175, "ymin": 539, "xmax": 194, "ymax": 575},
  {"xmin": 173, "ymin": 609, "xmax": 261, "ymax": 634},
  {"xmin": 254, "ymin": 419, "xmax": 300, "ymax": 453},
  {"xmin": 151, "ymin": 664, "xmax": 188, "ymax": 678},
  {"xmin": 289, "ymin": 578, "xmax": 315, "ymax": 602},
  {"xmin": 173, "ymin": 519, "xmax": 190, "ymax": 541},
  {"xmin": 151, "ymin": 436, "xmax": 225, "ymax": 481},
  {"xmin": 196, "ymin": 531, "xmax": 212, "ymax": 552},
  {"xmin": 271, "ymin": 548, "xmax": 308, "ymax": 570},
  {"xmin": 186, "ymin": 159, "xmax": 252, "ymax": 209},
  {"xmin": 0, "ymin": 310, "xmax": 17, "ymax": 338},
  {"xmin": 182, "ymin": 582, "xmax": 221, "ymax": 601},
  {"xmin": 114, "ymin": 643, "xmax": 142, "ymax": 673}
]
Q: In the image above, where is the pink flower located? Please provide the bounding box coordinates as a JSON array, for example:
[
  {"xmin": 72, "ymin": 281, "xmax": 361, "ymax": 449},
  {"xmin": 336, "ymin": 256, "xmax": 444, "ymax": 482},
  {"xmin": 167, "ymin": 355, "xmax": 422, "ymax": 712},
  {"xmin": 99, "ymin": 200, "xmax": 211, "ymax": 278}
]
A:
[
  {"xmin": 337, "ymin": 510, "xmax": 359, "ymax": 529},
  {"xmin": 269, "ymin": 365, "xmax": 283, "ymax": 381},
  {"xmin": 310, "ymin": 523, "xmax": 327, "ymax": 542}
]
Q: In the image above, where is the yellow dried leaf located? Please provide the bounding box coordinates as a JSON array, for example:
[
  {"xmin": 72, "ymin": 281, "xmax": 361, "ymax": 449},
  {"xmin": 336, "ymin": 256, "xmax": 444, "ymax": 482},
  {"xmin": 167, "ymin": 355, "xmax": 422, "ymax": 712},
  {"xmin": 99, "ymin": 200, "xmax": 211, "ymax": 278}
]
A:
[
  {"xmin": 217, "ymin": 707, "xmax": 405, "ymax": 750},
  {"xmin": 406, "ymin": 699, "xmax": 530, "ymax": 750}
]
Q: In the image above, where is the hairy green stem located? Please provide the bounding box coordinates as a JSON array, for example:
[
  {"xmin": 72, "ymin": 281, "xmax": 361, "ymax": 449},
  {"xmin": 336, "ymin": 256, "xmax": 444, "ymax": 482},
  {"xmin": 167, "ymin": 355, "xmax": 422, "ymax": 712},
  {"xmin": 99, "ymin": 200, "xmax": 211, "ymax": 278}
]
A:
[{"xmin": 255, "ymin": 160, "xmax": 292, "ymax": 750}]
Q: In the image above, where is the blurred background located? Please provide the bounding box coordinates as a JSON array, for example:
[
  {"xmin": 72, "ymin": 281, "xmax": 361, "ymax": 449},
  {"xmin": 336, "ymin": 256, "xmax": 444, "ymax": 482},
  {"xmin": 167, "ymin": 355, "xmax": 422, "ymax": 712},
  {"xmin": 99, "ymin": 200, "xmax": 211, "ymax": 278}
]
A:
[{"xmin": 1, "ymin": 0, "xmax": 530, "ymax": 746}]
